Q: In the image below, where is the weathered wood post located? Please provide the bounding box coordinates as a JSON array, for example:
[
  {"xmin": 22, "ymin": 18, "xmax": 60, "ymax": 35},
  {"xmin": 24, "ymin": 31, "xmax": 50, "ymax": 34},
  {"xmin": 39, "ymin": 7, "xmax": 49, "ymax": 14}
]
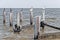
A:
[
  {"xmin": 17, "ymin": 12, "xmax": 22, "ymax": 29},
  {"xmin": 3, "ymin": 8, "xmax": 6, "ymax": 24},
  {"xmin": 34, "ymin": 16, "xmax": 41, "ymax": 39},
  {"xmin": 17, "ymin": 12, "xmax": 20, "ymax": 27},
  {"xmin": 20, "ymin": 9, "xmax": 23, "ymax": 24},
  {"xmin": 9, "ymin": 8, "xmax": 13, "ymax": 31},
  {"xmin": 3, "ymin": 8, "xmax": 7, "ymax": 30},
  {"xmin": 41, "ymin": 8, "xmax": 45, "ymax": 31},
  {"xmin": 30, "ymin": 8, "xmax": 33, "ymax": 25},
  {"xmin": 16, "ymin": 12, "xmax": 22, "ymax": 32},
  {"xmin": 9, "ymin": 8, "xmax": 13, "ymax": 26},
  {"xmin": 42, "ymin": 8, "xmax": 45, "ymax": 21},
  {"xmin": 14, "ymin": 12, "xmax": 22, "ymax": 32}
]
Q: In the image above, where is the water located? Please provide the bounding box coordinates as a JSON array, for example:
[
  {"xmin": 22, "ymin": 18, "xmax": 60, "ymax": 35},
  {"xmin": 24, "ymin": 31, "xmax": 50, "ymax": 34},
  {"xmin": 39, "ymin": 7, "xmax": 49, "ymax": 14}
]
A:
[
  {"xmin": 0, "ymin": 8, "xmax": 60, "ymax": 30},
  {"xmin": 0, "ymin": 8, "xmax": 60, "ymax": 40}
]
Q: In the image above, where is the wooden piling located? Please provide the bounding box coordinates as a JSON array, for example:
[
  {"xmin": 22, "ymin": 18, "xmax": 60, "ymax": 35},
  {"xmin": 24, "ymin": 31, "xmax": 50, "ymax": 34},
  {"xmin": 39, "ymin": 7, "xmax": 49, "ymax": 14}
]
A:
[
  {"xmin": 17, "ymin": 12, "xmax": 20, "ymax": 27},
  {"xmin": 41, "ymin": 8, "xmax": 45, "ymax": 31},
  {"xmin": 3, "ymin": 8, "xmax": 6, "ymax": 24},
  {"xmin": 9, "ymin": 8, "xmax": 13, "ymax": 26},
  {"xmin": 42, "ymin": 8, "xmax": 45, "ymax": 21},
  {"xmin": 34, "ymin": 16, "xmax": 41, "ymax": 39},
  {"xmin": 13, "ymin": 12, "xmax": 22, "ymax": 32},
  {"xmin": 30, "ymin": 8, "xmax": 33, "ymax": 25},
  {"xmin": 17, "ymin": 12, "xmax": 22, "ymax": 29},
  {"xmin": 20, "ymin": 9, "xmax": 23, "ymax": 23}
]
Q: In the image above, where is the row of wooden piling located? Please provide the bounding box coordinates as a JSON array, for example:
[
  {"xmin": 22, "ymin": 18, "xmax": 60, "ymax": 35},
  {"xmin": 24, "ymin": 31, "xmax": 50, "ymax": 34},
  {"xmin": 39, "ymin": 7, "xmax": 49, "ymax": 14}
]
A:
[
  {"xmin": 3, "ymin": 8, "xmax": 34, "ymax": 32},
  {"xmin": 3, "ymin": 8, "xmax": 35, "ymax": 26},
  {"xmin": 3, "ymin": 8, "xmax": 45, "ymax": 39}
]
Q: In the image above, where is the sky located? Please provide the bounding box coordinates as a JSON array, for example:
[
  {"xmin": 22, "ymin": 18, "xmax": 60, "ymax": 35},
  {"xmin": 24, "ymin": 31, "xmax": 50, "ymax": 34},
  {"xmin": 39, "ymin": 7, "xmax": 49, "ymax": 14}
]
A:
[{"xmin": 0, "ymin": 0, "xmax": 60, "ymax": 8}]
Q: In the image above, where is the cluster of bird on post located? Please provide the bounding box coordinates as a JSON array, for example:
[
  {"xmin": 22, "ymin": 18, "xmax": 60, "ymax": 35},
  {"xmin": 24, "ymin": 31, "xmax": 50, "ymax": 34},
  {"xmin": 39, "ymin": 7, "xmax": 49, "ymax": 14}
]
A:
[{"xmin": 3, "ymin": 8, "xmax": 45, "ymax": 39}]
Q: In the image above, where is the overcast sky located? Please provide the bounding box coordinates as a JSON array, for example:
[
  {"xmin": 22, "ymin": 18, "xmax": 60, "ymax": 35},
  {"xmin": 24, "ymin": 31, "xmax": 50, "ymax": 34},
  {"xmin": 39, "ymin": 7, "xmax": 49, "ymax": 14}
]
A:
[{"xmin": 0, "ymin": 0, "xmax": 60, "ymax": 8}]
